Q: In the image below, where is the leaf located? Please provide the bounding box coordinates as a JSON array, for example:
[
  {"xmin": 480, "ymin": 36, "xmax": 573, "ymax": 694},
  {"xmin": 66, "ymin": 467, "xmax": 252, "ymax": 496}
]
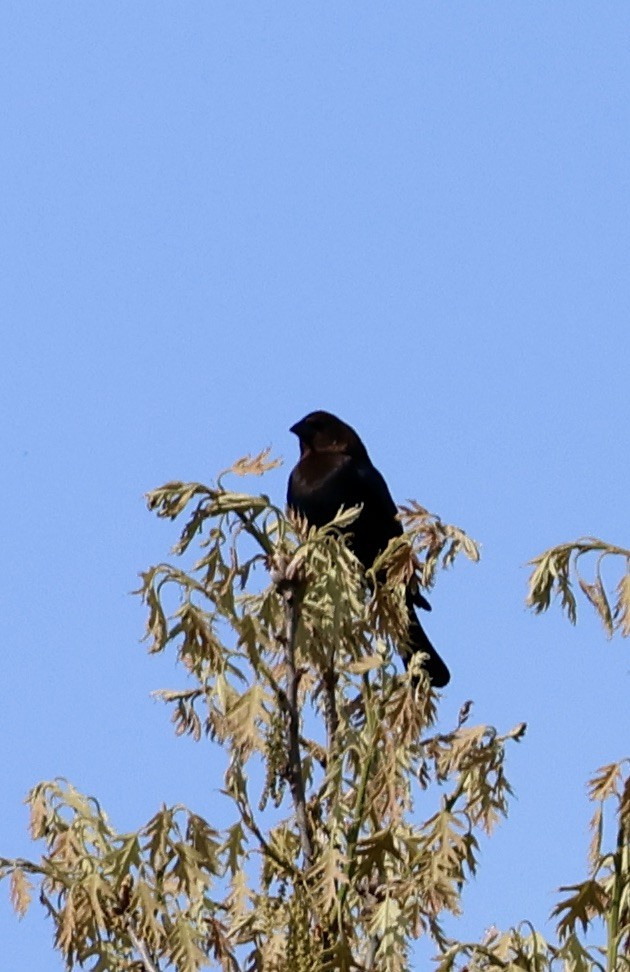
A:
[
  {"xmin": 368, "ymin": 893, "xmax": 402, "ymax": 936},
  {"xmin": 527, "ymin": 545, "xmax": 577, "ymax": 623},
  {"xmin": 222, "ymin": 822, "xmax": 247, "ymax": 878},
  {"xmin": 133, "ymin": 881, "xmax": 165, "ymax": 946},
  {"xmin": 311, "ymin": 844, "xmax": 348, "ymax": 913},
  {"xmin": 144, "ymin": 807, "xmax": 174, "ymax": 873},
  {"xmin": 227, "ymin": 449, "xmax": 282, "ymax": 478},
  {"xmin": 9, "ymin": 868, "xmax": 32, "ymax": 918},
  {"xmin": 82, "ymin": 872, "xmax": 108, "ymax": 929},
  {"xmin": 355, "ymin": 829, "xmax": 399, "ymax": 878},
  {"xmin": 168, "ymin": 913, "xmax": 208, "ymax": 971},
  {"xmin": 620, "ymin": 773, "xmax": 630, "ymax": 829},
  {"xmin": 107, "ymin": 835, "xmax": 141, "ymax": 880},
  {"xmin": 186, "ymin": 814, "xmax": 222, "ymax": 874},
  {"xmin": 27, "ymin": 786, "xmax": 48, "ymax": 840},
  {"xmin": 528, "ymin": 537, "xmax": 630, "ymax": 637},
  {"xmin": 226, "ymin": 868, "xmax": 251, "ymax": 923},
  {"xmin": 225, "ymin": 684, "xmax": 267, "ymax": 754},
  {"xmin": 346, "ymin": 655, "xmax": 385, "ymax": 674},
  {"xmin": 614, "ymin": 571, "xmax": 630, "ymax": 637},
  {"xmin": 56, "ymin": 888, "xmax": 77, "ymax": 956},
  {"xmin": 326, "ymin": 504, "xmax": 363, "ymax": 530},
  {"xmin": 588, "ymin": 762, "xmax": 623, "ymax": 803},
  {"xmin": 398, "ymin": 503, "xmax": 481, "ymax": 587},
  {"xmin": 556, "ymin": 933, "xmax": 595, "ymax": 972},
  {"xmin": 587, "ymin": 804, "xmax": 603, "ymax": 872},
  {"xmin": 577, "ymin": 576, "xmax": 613, "ymax": 637},
  {"xmin": 552, "ymin": 879, "xmax": 609, "ymax": 938},
  {"xmin": 139, "ymin": 571, "xmax": 169, "ymax": 654},
  {"xmin": 146, "ymin": 481, "xmax": 213, "ymax": 520}
]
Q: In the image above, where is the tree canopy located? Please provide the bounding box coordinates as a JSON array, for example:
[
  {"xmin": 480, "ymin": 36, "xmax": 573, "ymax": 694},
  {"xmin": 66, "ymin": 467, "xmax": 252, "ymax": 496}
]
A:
[{"xmin": 1, "ymin": 453, "xmax": 627, "ymax": 971}]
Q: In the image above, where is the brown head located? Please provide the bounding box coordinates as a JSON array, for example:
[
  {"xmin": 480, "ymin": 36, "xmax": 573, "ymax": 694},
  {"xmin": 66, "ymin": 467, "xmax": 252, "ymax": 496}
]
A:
[{"xmin": 289, "ymin": 410, "xmax": 370, "ymax": 460}]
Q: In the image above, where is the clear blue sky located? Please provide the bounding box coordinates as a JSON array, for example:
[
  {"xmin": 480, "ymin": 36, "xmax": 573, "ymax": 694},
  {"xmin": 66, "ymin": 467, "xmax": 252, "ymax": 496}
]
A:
[{"xmin": 2, "ymin": 3, "xmax": 629, "ymax": 967}]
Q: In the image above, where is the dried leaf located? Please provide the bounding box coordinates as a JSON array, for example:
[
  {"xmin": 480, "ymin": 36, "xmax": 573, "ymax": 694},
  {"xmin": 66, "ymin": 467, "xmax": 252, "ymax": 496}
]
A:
[
  {"xmin": 614, "ymin": 571, "xmax": 630, "ymax": 637},
  {"xmin": 9, "ymin": 868, "xmax": 32, "ymax": 918},
  {"xmin": 588, "ymin": 762, "xmax": 622, "ymax": 803},
  {"xmin": 552, "ymin": 879, "xmax": 609, "ymax": 938},
  {"xmin": 228, "ymin": 449, "xmax": 282, "ymax": 478},
  {"xmin": 587, "ymin": 804, "xmax": 603, "ymax": 872},
  {"xmin": 578, "ymin": 576, "xmax": 613, "ymax": 637},
  {"xmin": 346, "ymin": 655, "xmax": 385, "ymax": 674}
]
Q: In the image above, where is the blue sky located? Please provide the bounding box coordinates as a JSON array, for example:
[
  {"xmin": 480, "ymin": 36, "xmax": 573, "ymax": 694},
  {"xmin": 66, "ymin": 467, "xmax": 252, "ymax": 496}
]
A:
[{"xmin": 2, "ymin": 3, "xmax": 629, "ymax": 967}]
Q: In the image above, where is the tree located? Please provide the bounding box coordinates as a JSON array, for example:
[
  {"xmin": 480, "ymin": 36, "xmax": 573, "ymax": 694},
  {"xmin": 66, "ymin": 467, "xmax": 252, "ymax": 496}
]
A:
[
  {"xmin": 438, "ymin": 538, "xmax": 630, "ymax": 972},
  {"xmin": 0, "ymin": 453, "xmax": 627, "ymax": 971}
]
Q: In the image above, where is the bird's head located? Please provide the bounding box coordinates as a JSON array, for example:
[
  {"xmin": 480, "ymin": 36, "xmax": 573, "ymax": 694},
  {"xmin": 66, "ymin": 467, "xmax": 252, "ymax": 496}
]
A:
[{"xmin": 289, "ymin": 410, "xmax": 369, "ymax": 459}]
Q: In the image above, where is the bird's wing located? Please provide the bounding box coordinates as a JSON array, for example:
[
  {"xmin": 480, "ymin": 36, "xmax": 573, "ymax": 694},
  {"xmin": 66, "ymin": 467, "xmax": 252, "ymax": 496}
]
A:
[
  {"xmin": 356, "ymin": 462, "xmax": 432, "ymax": 612},
  {"xmin": 354, "ymin": 461, "xmax": 401, "ymax": 529}
]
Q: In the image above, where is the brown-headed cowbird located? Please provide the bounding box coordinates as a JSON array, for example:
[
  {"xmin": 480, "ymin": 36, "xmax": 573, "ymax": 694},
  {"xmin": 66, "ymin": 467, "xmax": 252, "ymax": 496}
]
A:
[{"xmin": 287, "ymin": 410, "xmax": 450, "ymax": 687}]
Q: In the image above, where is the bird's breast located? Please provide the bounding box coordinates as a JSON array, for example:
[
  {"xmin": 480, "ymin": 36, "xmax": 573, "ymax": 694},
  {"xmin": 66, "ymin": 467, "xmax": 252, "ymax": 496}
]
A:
[{"xmin": 288, "ymin": 452, "xmax": 358, "ymax": 527}]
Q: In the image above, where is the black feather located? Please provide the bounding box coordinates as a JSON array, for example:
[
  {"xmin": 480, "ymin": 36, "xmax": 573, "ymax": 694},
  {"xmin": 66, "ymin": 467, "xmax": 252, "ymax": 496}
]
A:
[{"xmin": 287, "ymin": 410, "xmax": 450, "ymax": 687}]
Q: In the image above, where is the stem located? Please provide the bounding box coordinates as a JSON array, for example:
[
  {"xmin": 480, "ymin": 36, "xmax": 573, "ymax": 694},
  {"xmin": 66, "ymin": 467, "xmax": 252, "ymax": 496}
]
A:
[
  {"xmin": 365, "ymin": 934, "xmax": 379, "ymax": 970},
  {"xmin": 606, "ymin": 822, "xmax": 626, "ymax": 972},
  {"xmin": 338, "ymin": 692, "xmax": 379, "ymax": 965},
  {"xmin": 127, "ymin": 926, "xmax": 162, "ymax": 972},
  {"xmin": 339, "ymin": 695, "xmax": 378, "ymax": 912},
  {"xmin": 283, "ymin": 585, "xmax": 313, "ymax": 867},
  {"xmin": 235, "ymin": 769, "xmax": 300, "ymax": 879},
  {"xmin": 322, "ymin": 656, "xmax": 339, "ymax": 757},
  {"xmin": 236, "ymin": 510, "xmax": 274, "ymax": 556}
]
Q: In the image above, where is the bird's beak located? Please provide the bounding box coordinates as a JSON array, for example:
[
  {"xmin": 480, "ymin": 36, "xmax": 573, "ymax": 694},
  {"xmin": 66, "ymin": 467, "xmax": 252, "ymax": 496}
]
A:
[{"xmin": 290, "ymin": 420, "xmax": 308, "ymax": 439}]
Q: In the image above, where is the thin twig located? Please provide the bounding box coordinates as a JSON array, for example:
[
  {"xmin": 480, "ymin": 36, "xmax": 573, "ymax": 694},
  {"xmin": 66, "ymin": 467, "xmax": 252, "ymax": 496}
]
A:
[
  {"xmin": 128, "ymin": 925, "xmax": 162, "ymax": 972},
  {"xmin": 322, "ymin": 654, "xmax": 339, "ymax": 756},
  {"xmin": 365, "ymin": 933, "xmax": 379, "ymax": 970},
  {"xmin": 235, "ymin": 509, "xmax": 274, "ymax": 555},
  {"xmin": 234, "ymin": 767, "xmax": 301, "ymax": 879},
  {"xmin": 339, "ymin": 703, "xmax": 379, "ymax": 911},
  {"xmin": 283, "ymin": 584, "xmax": 313, "ymax": 867},
  {"xmin": 606, "ymin": 822, "xmax": 626, "ymax": 972}
]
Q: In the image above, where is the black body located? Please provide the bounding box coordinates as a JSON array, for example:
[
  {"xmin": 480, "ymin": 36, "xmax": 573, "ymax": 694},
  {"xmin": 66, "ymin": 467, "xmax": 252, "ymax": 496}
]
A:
[{"xmin": 287, "ymin": 410, "xmax": 450, "ymax": 687}]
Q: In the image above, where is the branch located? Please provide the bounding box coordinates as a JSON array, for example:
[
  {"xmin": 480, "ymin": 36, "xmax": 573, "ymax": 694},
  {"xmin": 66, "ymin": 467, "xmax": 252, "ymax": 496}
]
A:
[
  {"xmin": 127, "ymin": 926, "xmax": 162, "ymax": 972},
  {"xmin": 340, "ymin": 705, "xmax": 379, "ymax": 907},
  {"xmin": 527, "ymin": 537, "xmax": 630, "ymax": 637},
  {"xmin": 322, "ymin": 653, "xmax": 339, "ymax": 757},
  {"xmin": 283, "ymin": 582, "xmax": 313, "ymax": 868},
  {"xmin": 236, "ymin": 509, "xmax": 275, "ymax": 556},
  {"xmin": 233, "ymin": 764, "xmax": 300, "ymax": 879},
  {"xmin": 606, "ymin": 822, "xmax": 627, "ymax": 972},
  {"xmin": 365, "ymin": 933, "xmax": 379, "ymax": 970}
]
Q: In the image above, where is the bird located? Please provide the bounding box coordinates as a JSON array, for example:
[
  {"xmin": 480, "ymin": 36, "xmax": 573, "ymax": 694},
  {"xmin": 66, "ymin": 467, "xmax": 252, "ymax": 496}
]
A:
[{"xmin": 287, "ymin": 410, "xmax": 450, "ymax": 687}]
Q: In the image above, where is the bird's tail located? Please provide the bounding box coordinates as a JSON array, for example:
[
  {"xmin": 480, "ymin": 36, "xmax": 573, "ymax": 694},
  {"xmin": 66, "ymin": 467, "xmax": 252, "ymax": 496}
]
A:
[{"xmin": 403, "ymin": 593, "xmax": 450, "ymax": 688}]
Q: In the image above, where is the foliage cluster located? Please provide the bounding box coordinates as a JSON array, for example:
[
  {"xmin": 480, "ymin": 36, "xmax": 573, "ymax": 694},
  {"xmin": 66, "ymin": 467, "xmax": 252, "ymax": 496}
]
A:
[
  {"xmin": 0, "ymin": 453, "xmax": 627, "ymax": 971},
  {"xmin": 528, "ymin": 538, "xmax": 630, "ymax": 638}
]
